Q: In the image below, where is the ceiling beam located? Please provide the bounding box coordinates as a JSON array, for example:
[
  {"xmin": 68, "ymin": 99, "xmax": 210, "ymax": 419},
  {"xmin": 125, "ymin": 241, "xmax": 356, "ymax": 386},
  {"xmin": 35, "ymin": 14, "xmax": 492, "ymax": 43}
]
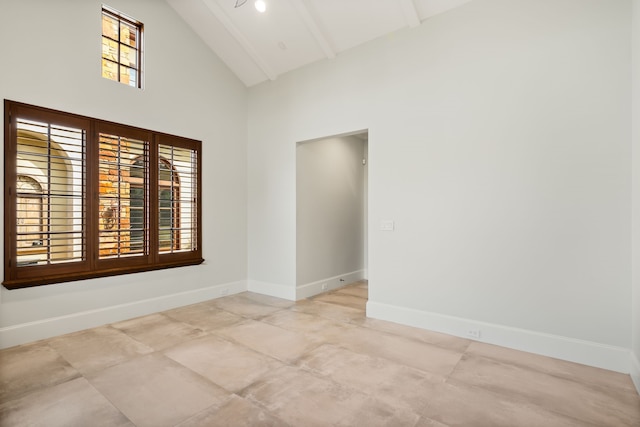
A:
[
  {"xmin": 399, "ymin": 0, "xmax": 421, "ymax": 28},
  {"xmin": 201, "ymin": 0, "xmax": 277, "ymax": 81},
  {"xmin": 288, "ymin": 0, "xmax": 335, "ymax": 59}
]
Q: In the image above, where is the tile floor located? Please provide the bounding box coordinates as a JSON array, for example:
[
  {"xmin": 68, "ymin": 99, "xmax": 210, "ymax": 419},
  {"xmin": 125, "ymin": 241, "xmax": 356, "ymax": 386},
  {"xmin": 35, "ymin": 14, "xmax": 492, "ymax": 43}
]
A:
[{"xmin": 1, "ymin": 281, "xmax": 639, "ymax": 427}]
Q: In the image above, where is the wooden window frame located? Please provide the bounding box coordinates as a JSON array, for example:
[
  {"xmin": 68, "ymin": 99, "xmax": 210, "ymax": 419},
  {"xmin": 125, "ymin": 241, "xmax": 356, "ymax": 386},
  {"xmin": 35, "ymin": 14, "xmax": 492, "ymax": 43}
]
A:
[
  {"xmin": 101, "ymin": 5, "xmax": 143, "ymax": 88},
  {"xmin": 3, "ymin": 100, "xmax": 203, "ymax": 289}
]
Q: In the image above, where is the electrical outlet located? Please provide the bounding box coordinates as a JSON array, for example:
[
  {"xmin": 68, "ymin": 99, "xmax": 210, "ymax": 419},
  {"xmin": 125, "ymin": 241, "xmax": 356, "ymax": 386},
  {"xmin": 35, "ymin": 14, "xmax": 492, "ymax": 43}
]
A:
[
  {"xmin": 467, "ymin": 329, "xmax": 481, "ymax": 339},
  {"xmin": 380, "ymin": 220, "xmax": 395, "ymax": 231},
  {"xmin": 321, "ymin": 283, "xmax": 328, "ymax": 291}
]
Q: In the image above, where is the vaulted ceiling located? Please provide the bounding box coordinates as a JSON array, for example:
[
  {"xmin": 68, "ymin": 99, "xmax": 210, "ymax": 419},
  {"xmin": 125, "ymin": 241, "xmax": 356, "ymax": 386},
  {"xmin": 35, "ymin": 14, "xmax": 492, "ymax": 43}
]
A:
[{"xmin": 167, "ymin": 0, "xmax": 473, "ymax": 87}]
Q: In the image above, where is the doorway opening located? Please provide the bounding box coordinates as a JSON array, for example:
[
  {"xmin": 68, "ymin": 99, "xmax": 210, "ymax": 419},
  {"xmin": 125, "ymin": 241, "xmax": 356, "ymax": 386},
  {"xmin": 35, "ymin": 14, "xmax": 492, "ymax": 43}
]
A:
[{"xmin": 295, "ymin": 130, "xmax": 368, "ymax": 301}]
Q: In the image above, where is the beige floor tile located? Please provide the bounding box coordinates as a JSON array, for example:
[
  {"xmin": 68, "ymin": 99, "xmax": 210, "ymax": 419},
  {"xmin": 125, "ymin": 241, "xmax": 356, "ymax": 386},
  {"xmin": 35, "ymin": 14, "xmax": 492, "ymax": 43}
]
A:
[
  {"xmin": 211, "ymin": 294, "xmax": 286, "ymax": 318},
  {"xmin": 164, "ymin": 302, "xmax": 245, "ymax": 332},
  {"xmin": 242, "ymin": 365, "xmax": 419, "ymax": 427},
  {"xmin": 3, "ymin": 280, "xmax": 638, "ymax": 427},
  {"xmin": 0, "ymin": 377, "xmax": 133, "ymax": 427},
  {"xmin": 241, "ymin": 292, "xmax": 295, "ymax": 308},
  {"xmin": 87, "ymin": 353, "xmax": 230, "ymax": 427},
  {"xmin": 297, "ymin": 343, "xmax": 444, "ymax": 413},
  {"xmin": 353, "ymin": 281, "xmax": 369, "ymax": 289},
  {"xmin": 260, "ymin": 309, "xmax": 359, "ymax": 341},
  {"xmin": 311, "ymin": 292, "xmax": 367, "ymax": 310},
  {"xmin": 422, "ymin": 380, "xmax": 592, "ymax": 427},
  {"xmin": 449, "ymin": 355, "xmax": 640, "ymax": 426},
  {"xmin": 337, "ymin": 396, "xmax": 422, "ymax": 427},
  {"xmin": 176, "ymin": 394, "xmax": 290, "ymax": 427},
  {"xmin": 47, "ymin": 326, "xmax": 153, "ymax": 375},
  {"xmin": 164, "ymin": 335, "xmax": 285, "ymax": 393},
  {"xmin": 291, "ymin": 299, "xmax": 366, "ymax": 323},
  {"xmin": 0, "ymin": 341, "xmax": 79, "ymax": 402},
  {"xmin": 111, "ymin": 313, "xmax": 207, "ymax": 351},
  {"xmin": 242, "ymin": 365, "xmax": 354, "ymax": 426},
  {"xmin": 414, "ymin": 416, "xmax": 450, "ymax": 427},
  {"xmin": 335, "ymin": 326, "xmax": 463, "ymax": 377},
  {"xmin": 333, "ymin": 286, "xmax": 369, "ymax": 299},
  {"xmin": 357, "ymin": 318, "xmax": 471, "ymax": 353},
  {"xmin": 215, "ymin": 319, "xmax": 320, "ymax": 363},
  {"xmin": 466, "ymin": 341, "xmax": 639, "ymax": 394}
]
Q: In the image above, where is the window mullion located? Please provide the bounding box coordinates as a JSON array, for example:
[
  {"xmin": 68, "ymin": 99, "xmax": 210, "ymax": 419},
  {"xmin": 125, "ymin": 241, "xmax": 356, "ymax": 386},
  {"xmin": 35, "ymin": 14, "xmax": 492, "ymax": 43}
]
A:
[
  {"xmin": 116, "ymin": 19, "xmax": 121, "ymax": 83},
  {"xmin": 87, "ymin": 123, "xmax": 98, "ymax": 270},
  {"xmin": 149, "ymin": 137, "xmax": 159, "ymax": 262},
  {"xmin": 46, "ymin": 124, "xmax": 52, "ymax": 264}
]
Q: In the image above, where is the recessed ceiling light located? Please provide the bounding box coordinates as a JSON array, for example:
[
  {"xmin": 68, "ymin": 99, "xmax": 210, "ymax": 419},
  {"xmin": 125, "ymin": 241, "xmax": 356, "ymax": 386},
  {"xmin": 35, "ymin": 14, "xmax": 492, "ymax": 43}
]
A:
[{"xmin": 255, "ymin": 0, "xmax": 266, "ymax": 13}]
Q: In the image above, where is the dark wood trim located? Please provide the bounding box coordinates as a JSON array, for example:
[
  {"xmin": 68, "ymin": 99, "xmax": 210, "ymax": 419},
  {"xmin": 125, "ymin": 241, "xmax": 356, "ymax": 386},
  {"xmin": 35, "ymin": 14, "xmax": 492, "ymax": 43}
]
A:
[
  {"xmin": 4, "ymin": 100, "xmax": 15, "ymax": 282},
  {"xmin": 3, "ymin": 100, "xmax": 204, "ymax": 290},
  {"xmin": 149, "ymin": 134, "xmax": 160, "ymax": 263},
  {"xmin": 156, "ymin": 133, "xmax": 202, "ymax": 261},
  {"xmin": 102, "ymin": 6, "xmax": 143, "ymax": 88},
  {"xmin": 2, "ymin": 258, "xmax": 204, "ymax": 289},
  {"xmin": 95, "ymin": 121, "xmax": 153, "ymax": 268},
  {"xmin": 87, "ymin": 118, "xmax": 98, "ymax": 272}
]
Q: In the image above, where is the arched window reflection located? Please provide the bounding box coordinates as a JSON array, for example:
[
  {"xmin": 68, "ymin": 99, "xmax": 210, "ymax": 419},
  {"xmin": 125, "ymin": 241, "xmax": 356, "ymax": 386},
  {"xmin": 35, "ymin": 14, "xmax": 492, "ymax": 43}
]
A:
[
  {"xmin": 158, "ymin": 158, "xmax": 180, "ymax": 251},
  {"xmin": 16, "ymin": 175, "xmax": 46, "ymax": 257},
  {"xmin": 129, "ymin": 157, "xmax": 179, "ymax": 251}
]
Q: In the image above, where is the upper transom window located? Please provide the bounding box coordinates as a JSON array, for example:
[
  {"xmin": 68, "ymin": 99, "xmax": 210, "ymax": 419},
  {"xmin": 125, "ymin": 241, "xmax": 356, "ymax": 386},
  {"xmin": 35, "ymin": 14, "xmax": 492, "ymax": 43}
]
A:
[{"xmin": 101, "ymin": 5, "xmax": 143, "ymax": 88}]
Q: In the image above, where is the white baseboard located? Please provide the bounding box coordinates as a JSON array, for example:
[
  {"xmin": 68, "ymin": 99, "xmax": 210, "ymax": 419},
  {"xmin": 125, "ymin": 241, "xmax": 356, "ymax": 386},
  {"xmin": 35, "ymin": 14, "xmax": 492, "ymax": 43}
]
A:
[
  {"xmin": 0, "ymin": 280, "xmax": 247, "ymax": 350},
  {"xmin": 367, "ymin": 300, "xmax": 631, "ymax": 374},
  {"xmin": 631, "ymin": 352, "xmax": 640, "ymax": 395},
  {"xmin": 296, "ymin": 269, "xmax": 366, "ymax": 300},
  {"xmin": 247, "ymin": 280, "xmax": 296, "ymax": 301}
]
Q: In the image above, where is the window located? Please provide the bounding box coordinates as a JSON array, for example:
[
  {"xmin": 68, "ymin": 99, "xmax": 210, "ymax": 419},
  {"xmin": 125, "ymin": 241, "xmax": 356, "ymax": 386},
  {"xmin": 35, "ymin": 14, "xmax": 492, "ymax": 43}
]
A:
[
  {"xmin": 157, "ymin": 158, "xmax": 179, "ymax": 251},
  {"xmin": 101, "ymin": 6, "xmax": 143, "ymax": 88},
  {"xmin": 4, "ymin": 100, "xmax": 203, "ymax": 289},
  {"xmin": 16, "ymin": 176, "xmax": 46, "ymax": 262},
  {"xmin": 158, "ymin": 145, "xmax": 199, "ymax": 254}
]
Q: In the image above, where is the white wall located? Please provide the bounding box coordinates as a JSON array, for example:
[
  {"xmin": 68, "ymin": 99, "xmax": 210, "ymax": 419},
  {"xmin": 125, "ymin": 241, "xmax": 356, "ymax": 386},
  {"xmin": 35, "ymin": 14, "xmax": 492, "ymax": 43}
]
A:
[
  {"xmin": 0, "ymin": 0, "xmax": 248, "ymax": 347},
  {"xmin": 296, "ymin": 135, "xmax": 366, "ymax": 295},
  {"xmin": 632, "ymin": 0, "xmax": 640, "ymax": 394},
  {"xmin": 248, "ymin": 0, "xmax": 633, "ymax": 372}
]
